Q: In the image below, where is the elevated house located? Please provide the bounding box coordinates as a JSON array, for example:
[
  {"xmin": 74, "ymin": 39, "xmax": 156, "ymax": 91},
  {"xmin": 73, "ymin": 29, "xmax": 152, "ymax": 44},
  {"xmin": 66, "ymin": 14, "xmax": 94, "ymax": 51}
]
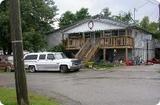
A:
[{"xmin": 47, "ymin": 18, "xmax": 155, "ymax": 63}]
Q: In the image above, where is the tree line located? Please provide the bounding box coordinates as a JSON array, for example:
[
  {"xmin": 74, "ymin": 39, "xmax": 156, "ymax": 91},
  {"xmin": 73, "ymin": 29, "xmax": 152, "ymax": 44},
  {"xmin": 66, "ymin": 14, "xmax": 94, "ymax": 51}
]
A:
[{"xmin": 0, "ymin": 1, "xmax": 159, "ymax": 54}]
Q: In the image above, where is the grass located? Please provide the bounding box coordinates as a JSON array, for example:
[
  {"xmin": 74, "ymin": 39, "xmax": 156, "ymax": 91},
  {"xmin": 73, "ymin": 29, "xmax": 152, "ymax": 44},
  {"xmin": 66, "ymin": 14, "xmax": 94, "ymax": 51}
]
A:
[
  {"xmin": 94, "ymin": 61, "xmax": 115, "ymax": 70},
  {"xmin": 0, "ymin": 87, "xmax": 59, "ymax": 105}
]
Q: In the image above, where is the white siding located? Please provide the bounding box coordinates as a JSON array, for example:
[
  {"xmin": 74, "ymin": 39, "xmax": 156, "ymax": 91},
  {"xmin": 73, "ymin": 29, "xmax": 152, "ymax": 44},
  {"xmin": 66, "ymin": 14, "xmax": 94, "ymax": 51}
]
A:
[
  {"xmin": 132, "ymin": 29, "xmax": 155, "ymax": 61},
  {"xmin": 47, "ymin": 32, "xmax": 62, "ymax": 47},
  {"xmin": 64, "ymin": 21, "xmax": 125, "ymax": 34}
]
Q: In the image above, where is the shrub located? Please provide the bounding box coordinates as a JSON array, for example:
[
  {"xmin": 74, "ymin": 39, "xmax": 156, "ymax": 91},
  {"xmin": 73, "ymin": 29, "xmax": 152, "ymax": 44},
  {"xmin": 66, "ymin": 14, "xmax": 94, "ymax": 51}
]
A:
[
  {"xmin": 84, "ymin": 61, "xmax": 95, "ymax": 68},
  {"xmin": 48, "ymin": 44, "xmax": 64, "ymax": 52},
  {"xmin": 95, "ymin": 60, "xmax": 114, "ymax": 69}
]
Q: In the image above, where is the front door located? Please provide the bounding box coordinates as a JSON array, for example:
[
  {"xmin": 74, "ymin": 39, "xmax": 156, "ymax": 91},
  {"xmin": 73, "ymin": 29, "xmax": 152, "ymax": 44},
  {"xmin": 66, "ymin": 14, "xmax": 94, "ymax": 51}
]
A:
[{"xmin": 90, "ymin": 32, "xmax": 95, "ymax": 44}]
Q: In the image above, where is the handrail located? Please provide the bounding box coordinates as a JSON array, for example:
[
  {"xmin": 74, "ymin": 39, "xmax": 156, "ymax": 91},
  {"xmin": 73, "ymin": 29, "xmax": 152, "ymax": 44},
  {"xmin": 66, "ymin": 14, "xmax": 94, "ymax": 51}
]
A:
[
  {"xmin": 84, "ymin": 38, "xmax": 100, "ymax": 61},
  {"xmin": 75, "ymin": 39, "xmax": 91, "ymax": 59}
]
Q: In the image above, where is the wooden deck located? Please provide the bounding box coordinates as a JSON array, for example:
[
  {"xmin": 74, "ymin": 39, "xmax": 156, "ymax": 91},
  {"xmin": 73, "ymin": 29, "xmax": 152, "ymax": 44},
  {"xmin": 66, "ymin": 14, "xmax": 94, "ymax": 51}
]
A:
[{"xmin": 64, "ymin": 36, "xmax": 134, "ymax": 50}]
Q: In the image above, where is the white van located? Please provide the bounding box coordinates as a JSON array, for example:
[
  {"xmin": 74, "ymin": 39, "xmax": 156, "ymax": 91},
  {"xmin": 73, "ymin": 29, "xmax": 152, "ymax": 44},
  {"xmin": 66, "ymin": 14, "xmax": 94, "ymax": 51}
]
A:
[{"xmin": 24, "ymin": 52, "xmax": 81, "ymax": 72}]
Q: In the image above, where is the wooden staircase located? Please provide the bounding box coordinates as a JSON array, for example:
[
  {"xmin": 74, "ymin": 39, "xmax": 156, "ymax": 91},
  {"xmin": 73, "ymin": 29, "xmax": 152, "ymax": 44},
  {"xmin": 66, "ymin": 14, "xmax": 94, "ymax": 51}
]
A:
[{"xmin": 75, "ymin": 39, "xmax": 99, "ymax": 61}]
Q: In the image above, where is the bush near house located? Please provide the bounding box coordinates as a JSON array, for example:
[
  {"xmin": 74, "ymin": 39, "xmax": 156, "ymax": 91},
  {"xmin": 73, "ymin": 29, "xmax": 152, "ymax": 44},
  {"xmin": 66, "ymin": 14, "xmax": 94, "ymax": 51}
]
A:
[
  {"xmin": 0, "ymin": 87, "xmax": 59, "ymax": 105},
  {"xmin": 84, "ymin": 61, "xmax": 95, "ymax": 68},
  {"xmin": 84, "ymin": 60, "xmax": 115, "ymax": 70},
  {"xmin": 48, "ymin": 44, "xmax": 65, "ymax": 52},
  {"xmin": 94, "ymin": 60, "xmax": 114, "ymax": 69}
]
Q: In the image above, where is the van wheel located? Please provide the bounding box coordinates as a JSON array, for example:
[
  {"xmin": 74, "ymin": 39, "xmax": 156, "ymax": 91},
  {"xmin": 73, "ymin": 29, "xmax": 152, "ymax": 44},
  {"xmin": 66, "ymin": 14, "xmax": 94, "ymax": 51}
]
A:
[
  {"xmin": 28, "ymin": 66, "xmax": 36, "ymax": 73},
  {"xmin": 60, "ymin": 65, "xmax": 68, "ymax": 73},
  {"xmin": 75, "ymin": 69, "xmax": 80, "ymax": 72}
]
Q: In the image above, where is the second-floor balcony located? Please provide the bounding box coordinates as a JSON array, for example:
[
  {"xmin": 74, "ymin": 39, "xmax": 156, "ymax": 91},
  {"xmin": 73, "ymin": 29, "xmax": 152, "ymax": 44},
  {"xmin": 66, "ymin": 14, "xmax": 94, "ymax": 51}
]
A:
[{"xmin": 64, "ymin": 35, "xmax": 134, "ymax": 50}]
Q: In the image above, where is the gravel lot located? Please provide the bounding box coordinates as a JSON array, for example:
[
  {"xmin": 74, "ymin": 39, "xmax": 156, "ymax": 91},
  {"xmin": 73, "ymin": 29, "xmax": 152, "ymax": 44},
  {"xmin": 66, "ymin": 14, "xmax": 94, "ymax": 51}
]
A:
[{"xmin": 0, "ymin": 65, "xmax": 160, "ymax": 105}]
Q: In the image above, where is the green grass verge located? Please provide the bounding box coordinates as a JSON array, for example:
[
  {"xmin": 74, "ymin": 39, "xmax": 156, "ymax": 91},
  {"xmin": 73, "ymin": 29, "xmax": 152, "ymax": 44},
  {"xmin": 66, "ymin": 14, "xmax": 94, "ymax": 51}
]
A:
[{"xmin": 0, "ymin": 87, "xmax": 59, "ymax": 105}]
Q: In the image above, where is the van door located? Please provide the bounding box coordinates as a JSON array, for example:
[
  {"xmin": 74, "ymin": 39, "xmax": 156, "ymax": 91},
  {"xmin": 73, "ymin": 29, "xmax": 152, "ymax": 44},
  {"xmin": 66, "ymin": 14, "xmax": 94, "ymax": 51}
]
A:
[
  {"xmin": 46, "ymin": 54, "xmax": 59, "ymax": 71},
  {"xmin": 36, "ymin": 54, "xmax": 47, "ymax": 70}
]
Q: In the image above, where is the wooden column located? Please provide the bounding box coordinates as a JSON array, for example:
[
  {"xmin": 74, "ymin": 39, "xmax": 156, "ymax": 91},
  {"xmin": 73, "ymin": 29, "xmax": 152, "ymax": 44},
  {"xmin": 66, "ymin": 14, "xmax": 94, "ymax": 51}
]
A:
[
  {"xmin": 125, "ymin": 29, "xmax": 128, "ymax": 36},
  {"xmin": 102, "ymin": 30, "xmax": 105, "ymax": 37},
  {"xmin": 125, "ymin": 48, "xmax": 128, "ymax": 62},
  {"xmin": 82, "ymin": 32, "xmax": 85, "ymax": 46},
  {"xmin": 103, "ymin": 48, "xmax": 106, "ymax": 62}
]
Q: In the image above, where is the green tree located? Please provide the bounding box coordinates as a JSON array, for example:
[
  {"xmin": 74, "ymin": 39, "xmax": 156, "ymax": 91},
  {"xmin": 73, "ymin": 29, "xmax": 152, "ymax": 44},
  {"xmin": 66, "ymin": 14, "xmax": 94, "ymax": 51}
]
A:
[
  {"xmin": 148, "ymin": 22, "xmax": 158, "ymax": 33},
  {"xmin": 112, "ymin": 12, "xmax": 132, "ymax": 23},
  {"xmin": 48, "ymin": 44, "xmax": 64, "ymax": 52},
  {"xmin": 140, "ymin": 16, "xmax": 150, "ymax": 29},
  {"xmin": 140, "ymin": 16, "xmax": 160, "ymax": 39},
  {"xmin": 0, "ymin": 0, "xmax": 58, "ymax": 53},
  {"xmin": 23, "ymin": 31, "xmax": 46, "ymax": 52},
  {"xmin": 75, "ymin": 8, "xmax": 90, "ymax": 21},
  {"xmin": 59, "ymin": 11, "xmax": 76, "ymax": 28},
  {"xmin": 59, "ymin": 8, "xmax": 90, "ymax": 28},
  {"xmin": 0, "ymin": 0, "xmax": 10, "ymax": 55}
]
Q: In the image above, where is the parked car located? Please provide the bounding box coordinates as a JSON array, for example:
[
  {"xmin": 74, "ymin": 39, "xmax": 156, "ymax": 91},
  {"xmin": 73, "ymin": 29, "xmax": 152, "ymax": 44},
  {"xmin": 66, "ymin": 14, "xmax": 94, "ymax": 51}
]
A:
[
  {"xmin": 0, "ymin": 56, "xmax": 14, "ymax": 72},
  {"xmin": 24, "ymin": 52, "xmax": 81, "ymax": 72}
]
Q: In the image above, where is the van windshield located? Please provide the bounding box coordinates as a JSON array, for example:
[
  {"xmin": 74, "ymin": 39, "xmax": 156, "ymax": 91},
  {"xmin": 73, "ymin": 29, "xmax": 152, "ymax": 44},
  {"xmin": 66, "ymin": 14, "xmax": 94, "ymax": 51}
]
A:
[{"xmin": 54, "ymin": 53, "xmax": 67, "ymax": 59}]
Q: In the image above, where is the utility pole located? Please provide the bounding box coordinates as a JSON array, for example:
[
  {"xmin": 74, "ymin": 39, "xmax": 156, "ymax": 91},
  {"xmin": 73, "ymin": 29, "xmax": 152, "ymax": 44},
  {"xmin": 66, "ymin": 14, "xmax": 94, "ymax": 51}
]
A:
[
  {"xmin": 146, "ymin": 40, "xmax": 149, "ymax": 65},
  {"xmin": 9, "ymin": 0, "xmax": 29, "ymax": 105},
  {"xmin": 133, "ymin": 8, "xmax": 136, "ymax": 22}
]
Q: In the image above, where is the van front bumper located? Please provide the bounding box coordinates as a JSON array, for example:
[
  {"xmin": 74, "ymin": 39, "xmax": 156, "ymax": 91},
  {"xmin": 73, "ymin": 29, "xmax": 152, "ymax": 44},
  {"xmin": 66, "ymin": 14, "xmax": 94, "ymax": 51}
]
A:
[{"xmin": 70, "ymin": 65, "xmax": 81, "ymax": 70}]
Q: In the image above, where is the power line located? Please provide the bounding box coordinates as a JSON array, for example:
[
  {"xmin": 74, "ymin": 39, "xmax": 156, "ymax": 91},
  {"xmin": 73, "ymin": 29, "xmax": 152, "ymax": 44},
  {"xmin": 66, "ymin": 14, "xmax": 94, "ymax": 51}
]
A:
[
  {"xmin": 136, "ymin": 2, "xmax": 149, "ymax": 10},
  {"xmin": 145, "ymin": 0, "xmax": 159, "ymax": 5}
]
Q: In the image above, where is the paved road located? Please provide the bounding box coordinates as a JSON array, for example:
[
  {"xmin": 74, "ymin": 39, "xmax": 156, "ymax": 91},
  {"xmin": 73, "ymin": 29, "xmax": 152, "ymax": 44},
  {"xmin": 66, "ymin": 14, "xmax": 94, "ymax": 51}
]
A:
[{"xmin": 0, "ymin": 65, "xmax": 160, "ymax": 105}]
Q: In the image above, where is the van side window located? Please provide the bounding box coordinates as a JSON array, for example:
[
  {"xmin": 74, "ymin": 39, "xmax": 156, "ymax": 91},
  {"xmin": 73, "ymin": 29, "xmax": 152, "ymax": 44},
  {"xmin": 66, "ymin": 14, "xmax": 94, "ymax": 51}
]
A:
[
  {"xmin": 39, "ymin": 54, "xmax": 46, "ymax": 60},
  {"xmin": 47, "ymin": 54, "xmax": 55, "ymax": 60},
  {"xmin": 24, "ymin": 55, "xmax": 38, "ymax": 60}
]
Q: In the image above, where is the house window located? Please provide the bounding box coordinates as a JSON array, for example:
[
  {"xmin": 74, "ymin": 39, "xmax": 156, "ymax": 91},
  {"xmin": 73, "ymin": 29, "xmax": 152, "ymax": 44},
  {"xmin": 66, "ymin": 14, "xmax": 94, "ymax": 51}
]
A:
[
  {"xmin": 112, "ymin": 30, "xmax": 118, "ymax": 36},
  {"xmin": 69, "ymin": 34, "xmax": 82, "ymax": 39},
  {"xmin": 104, "ymin": 31, "xmax": 112, "ymax": 37},
  {"xmin": 119, "ymin": 30, "xmax": 125, "ymax": 36},
  {"xmin": 85, "ymin": 33, "xmax": 90, "ymax": 38}
]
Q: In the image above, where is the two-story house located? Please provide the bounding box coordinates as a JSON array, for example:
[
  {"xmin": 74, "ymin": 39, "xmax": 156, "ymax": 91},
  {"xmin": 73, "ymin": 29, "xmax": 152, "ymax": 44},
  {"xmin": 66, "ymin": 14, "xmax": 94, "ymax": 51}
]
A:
[{"xmin": 47, "ymin": 18, "xmax": 155, "ymax": 63}]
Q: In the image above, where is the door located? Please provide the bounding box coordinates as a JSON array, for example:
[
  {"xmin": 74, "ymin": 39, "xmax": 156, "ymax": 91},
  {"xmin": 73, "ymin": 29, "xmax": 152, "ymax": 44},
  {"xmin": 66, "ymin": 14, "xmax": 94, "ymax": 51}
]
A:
[
  {"xmin": 90, "ymin": 32, "xmax": 95, "ymax": 44},
  {"xmin": 36, "ymin": 54, "xmax": 47, "ymax": 70},
  {"xmin": 37, "ymin": 54, "xmax": 59, "ymax": 71},
  {"xmin": 46, "ymin": 54, "xmax": 59, "ymax": 71}
]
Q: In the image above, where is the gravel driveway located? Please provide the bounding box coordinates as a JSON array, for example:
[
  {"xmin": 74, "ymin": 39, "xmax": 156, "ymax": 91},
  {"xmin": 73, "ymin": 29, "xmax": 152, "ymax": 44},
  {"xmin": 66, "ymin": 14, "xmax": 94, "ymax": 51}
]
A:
[{"xmin": 0, "ymin": 65, "xmax": 160, "ymax": 105}]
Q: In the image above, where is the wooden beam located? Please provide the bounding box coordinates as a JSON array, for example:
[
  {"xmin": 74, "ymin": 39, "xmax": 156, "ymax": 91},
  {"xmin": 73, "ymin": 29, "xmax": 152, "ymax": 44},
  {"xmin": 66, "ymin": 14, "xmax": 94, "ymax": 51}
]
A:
[
  {"xmin": 125, "ymin": 48, "xmax": 128, "ymax": 62},
  {"xmin": 125, "ymin": 29, "xmax": 128, "ymax": 36},
  {"xmin": 103, "ymin": 48, "xmax": 106, "ymax": 62}
]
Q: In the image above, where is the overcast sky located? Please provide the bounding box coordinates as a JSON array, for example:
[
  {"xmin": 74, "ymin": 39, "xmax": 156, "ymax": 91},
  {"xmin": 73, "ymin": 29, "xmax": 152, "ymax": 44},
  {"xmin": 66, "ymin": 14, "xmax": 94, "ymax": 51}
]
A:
[
  {"xmin": 0, "ymin": 0, "xmax": 159, "ymax": 22},
  {"xmin": 54, "ymin": 0, "xmax": 160, "ymax": 22}
]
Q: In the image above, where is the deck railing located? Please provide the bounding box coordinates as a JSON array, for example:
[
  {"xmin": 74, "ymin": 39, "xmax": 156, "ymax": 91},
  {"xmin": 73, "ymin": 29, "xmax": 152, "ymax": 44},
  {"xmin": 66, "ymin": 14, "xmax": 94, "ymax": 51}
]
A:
[
  {"xmin": 64, "ymin": 36, "xmax": 134, "ymax": 50},
  {"xmin": 99, "ymin": 36, "xmax": 134, "ymax": 48}
]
